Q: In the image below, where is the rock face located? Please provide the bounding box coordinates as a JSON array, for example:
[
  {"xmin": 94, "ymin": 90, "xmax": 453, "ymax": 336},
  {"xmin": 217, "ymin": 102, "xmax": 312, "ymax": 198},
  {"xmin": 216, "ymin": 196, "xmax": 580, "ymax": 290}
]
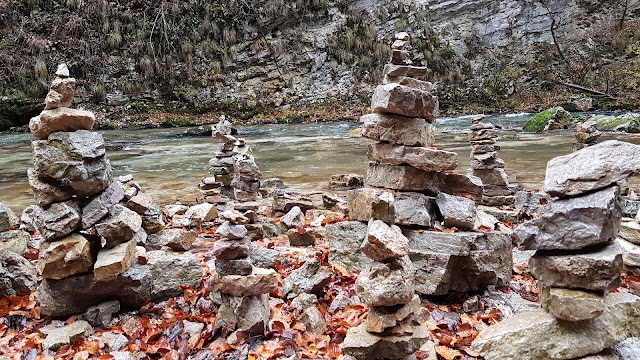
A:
[
  {"xmin": 326, "ymin": 221, "xmax": 371, "ymax": 272},
  {"xmin": 515, "ymin": 186, "xmax": 621, "ymax": 250},
  {"xmin": 543, "ymin": 141, "xmax": 640, "ymax": 198},
  {"xmin": 0, "ymin": 249, "xmax": 38, "ymax": 296},
  {"xmin": 473, "ymin": 293, "xmax": 640, "ymax": 360}
]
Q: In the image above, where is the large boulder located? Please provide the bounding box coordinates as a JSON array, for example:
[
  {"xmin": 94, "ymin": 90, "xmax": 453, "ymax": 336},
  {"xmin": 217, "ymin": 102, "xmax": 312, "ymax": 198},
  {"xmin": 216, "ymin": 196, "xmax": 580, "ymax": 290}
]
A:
[
  {"xmin": 367, "ymin": 143, "xmax": 457, "ymax": 172},
  {"xmin": 360, "ymin": 113, "xmax": 435, "ymax": 147},
  {"xmin": 529, "ymin": 242, "xmax": 623, "ymax": 291},
  {"xmin": 30, "ymin": 107, "xmax": 95, "ymax": 140},
  {"xmin": 326, "ymin": 221, "xmax": 371, "ymax": 273},
  {"xmin": 0, "ymin": 203, "xmax": 19, "ymax": 232},
  {"xmin": 31, "ymin": 130, "xmax": 112, "ymax": 197},
  {"xmin": 371, "ymin": 84, "xmax": 438, "ymax": 122},
  {"xmin": 515, "ymin": 185, "xmax": 621, "ymax": 250},
  {"xmin": 366, "ymin": 163, "xmax": 483, "ymax": 201},
  {"xmin": 544, "ymin": 141, "xmax": 640, "ymax": 198},
  {"xmin": 473, "ymin": 293, "xmax": 640, "ymax": 360},
  {"xmin": 0, "ymin": 249, "xmax": 38, "ymax": 296},
  {"xmin": 406, "ymin": 230, "xmax": 512, "ymax": 296},
  {"xmin": 37, "ymin": 250, "xmax": 203, "ymax": 317},
  {"xmin": 523, "ymin": 107, "xmax": 575, "ymax": 133}
]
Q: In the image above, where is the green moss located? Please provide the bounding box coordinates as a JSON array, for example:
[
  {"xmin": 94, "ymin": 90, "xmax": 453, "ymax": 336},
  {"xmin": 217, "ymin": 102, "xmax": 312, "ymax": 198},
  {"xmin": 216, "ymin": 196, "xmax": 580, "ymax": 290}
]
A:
[
  {"xmin": 523, "ymin": 108, "xmax": 557, "ymax": 132},
  {"xmin": 161, "ymin": 117, "xmax": 193, "ymax": 128},
  {"xmin": 593, "ymin": 114, "xmax": 640, "ymax": 132},
  {"xmin": 523, "ymin": 107, "xmax": 573, "ymax": 132}
]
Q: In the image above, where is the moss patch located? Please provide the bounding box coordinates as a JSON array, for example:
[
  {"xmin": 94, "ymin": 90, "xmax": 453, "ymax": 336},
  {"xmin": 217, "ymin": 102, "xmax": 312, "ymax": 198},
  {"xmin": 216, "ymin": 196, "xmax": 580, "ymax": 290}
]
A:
[{"xmin": 523, "ymin": 107, "xmax": 573, "ymax": 132}]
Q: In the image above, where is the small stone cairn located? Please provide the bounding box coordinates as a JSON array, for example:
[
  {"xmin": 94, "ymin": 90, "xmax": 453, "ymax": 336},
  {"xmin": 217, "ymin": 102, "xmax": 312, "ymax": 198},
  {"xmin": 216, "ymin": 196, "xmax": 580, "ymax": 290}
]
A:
[
  {"xmin": 203, "ymin": 116, "xmax": 262, "ymax": 202},
  {"xmin": 474, "ymin": 140, "xmax": 640, "ymax": 360},
  {"xmin": 573, "ymin": 119, "xmax": 601, "ymax": 151},
  {"xmin": 468, "ymin": 118, "xmax": 516, "ymax": 205},
  {"xmin": 26, "ymin": 64, "xmax": 192, "ymax": 317},
  {"xmin": 209, "ymin": 210, "xmax": 280, "ymax": 335}
]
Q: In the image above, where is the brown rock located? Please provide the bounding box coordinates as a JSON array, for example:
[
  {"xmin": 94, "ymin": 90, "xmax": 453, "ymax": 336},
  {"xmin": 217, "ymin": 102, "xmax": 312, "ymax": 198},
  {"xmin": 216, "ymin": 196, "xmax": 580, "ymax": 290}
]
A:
[
  {"xmin": 44, "ymin": 77, "xmax": 75, "ymax": 109},
  {"xmin": 210, "ymin": 267, "xmax": 279, "ymax": 296},
  {"xmin": 361, "ymin": 113, "xmax": 435, "ymax": 147},
  {"xmin": 38, "ymin": 234, "xmax": 93, "ymax": 280},
  {"xmin": 30, "ymin": 108, "xmax": 95, "ymax": 140},
  {"xmin": 94, "ymin": 238, "xmax": 137, "ymax": 282},
  {"xmin": 127, "ymin": 192, "xmax": 154, "ymax": 215},
  {"xmin": 95, "ymin": 205, "xmax": 142, "ymax": 248},
  {"xmin": 361, "ymin": 219, "xmax": 409, "ymax": 261},
  {"xmin": 213, "ymin": 238, "xmax": 251, "ymax": 260},
  {"xmin": 365, "ymin": 295, "xmax": 421, "ymax": 333},
  {"xmin": 368, "ymin": 143, "xmax": 458, "ymax": 172},
  {"xmin": 27, "ymin": 168, "xmax": 74, "ymax": 207},
  {"xmin": 383, "ymin": 76, "xmax": 433, "ymax": 92},
  {"xmin": 383, "ymin": 64, "xmax": 428, "ymax": 78},
  {"xmin": 540, "ymin": 287, "xmax": 605, "ymax": 321},
  {"xmin": 371, "ymin": 84, "xmax": 438, "ymax": 122}
]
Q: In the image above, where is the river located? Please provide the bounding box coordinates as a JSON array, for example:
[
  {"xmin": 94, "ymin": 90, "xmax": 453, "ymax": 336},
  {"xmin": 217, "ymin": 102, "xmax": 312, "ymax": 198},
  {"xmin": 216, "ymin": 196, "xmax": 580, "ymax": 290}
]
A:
[{"xmin": 2, "ymin": 113, "xmax": 640, "ymax": 213}]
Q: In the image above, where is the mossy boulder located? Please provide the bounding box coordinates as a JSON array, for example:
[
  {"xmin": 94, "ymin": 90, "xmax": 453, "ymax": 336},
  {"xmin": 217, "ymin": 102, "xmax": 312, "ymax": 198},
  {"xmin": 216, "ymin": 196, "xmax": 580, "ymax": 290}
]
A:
[
  {"xmin": 590, "ymin": 113, "xmax": 640, "ymax": 133},
  {"xmin": 523, "ymin": 107, "xmax": 575, "ymax": 133}
]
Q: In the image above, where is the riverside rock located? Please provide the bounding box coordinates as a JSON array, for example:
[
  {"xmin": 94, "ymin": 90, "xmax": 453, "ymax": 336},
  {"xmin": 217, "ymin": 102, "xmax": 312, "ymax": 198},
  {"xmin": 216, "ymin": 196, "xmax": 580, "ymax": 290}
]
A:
[
  {"xmin": 81, "ymin": 181, "xmax": 125, "ymax": 229},
  {"xmin": 37, "ymin": 251, "xmax": 203, "ymax": 317},
  {"xmin": 33, "ymin": 200, "xmax": 81, "ymax": 241},
  {"xmin": 38, "ymin": 234, "xmax": 93, "ymax": 280},
  {"xmin": 146, "ymin": 229, "xmax": 196, "ymax": 251},
  {"xmin": 371, "ymin": 84, "xmax": 438, "ymax": 122},
  {"xmin": 30, "ymin": 108, "xmax": 95, "ymax": 140},
  {"xmin": 280, "ymin": 206, "xmax": 305, "ymax": 229},
  {"xmin": 406, "ymin": 230, "xmax": 512, "ymax": 295},
  {"xmin": 347, "ymin": 188, "xmax": 395, "ymax": 224},
  {"xmin": 540, "ymin": 287, "xmax": 605, "ymax": 321},
  {"xmin": 367, "ymin": 143, "xmax": 457, "ymax": 172},
  {"xmin": 515, "ymin": 185, "xmax": 621, "ymax": 250},
  {"xmin": 473, "ymin": 293, "xmax": 640, "ymax": 360},
  {"xmin": 213, "ymin": 238, "xmax": 251, "ymax": 260},
  {"xmin": 283, "ymin": 258, "xmax": 332, "ymax": 298},
  {"xmin": 619, "ymin": 221, "xmax": 640, "ymax": 244},
  {"xmin": 355, "ymin": 255, "xmax": 414, "ymax": 307},
  {"xmin": 365, "ymin": 295, "xmax": 421, "ymax": 333},
  {"xmin": 94, "ymin": 239, "xmax": 137, "ymax": 281},
  {"xmin": 361, "ymin": 219, "xmax": 409, "ymax": 261},
  {"xmin": 0, "ymin": 203, "xmax": 19, "ymax": 232},
  {"xmin": 326, "ymin": 221, "xmax": 371, "ymax": 273},
  {"xmin": 0, "ymin": 230, "xmax": 29, "ymax": 255},
  {"xmin": 616, "ymin": 237, "xmax": 640, "ymax": 267},
  {"xmin": 544, "ymin": 140, "xmax": 640, "ymax": 198},
  {"xmin": 41, "ymin": 320, "xmax": 94, "ymax": 351},
  {"xmin": 215, "ymin": 221, "xmax": 248, "ymax": 239},
  {"xmin": 366, "ymin": 163, "xmax": 483, "ymax": 200},
  {"xmin": 361, "ymin": 113, "xmax": 435, "ymax": 147},
  {"xmin": 95, "ymin": 205, "xmax": 142, "ymax": 248},
  {"xmin": 344, "ymin": 322, "xmax": 430, "ymax": 360},
  {"xmin": 383, "ymin": 64, "xmax": 429, "ymax": 78},
  {"xmin": 27, "ymin": 168, "xmax": 74, "ymax": 206},
  {"xmin": 209, "ymin": 267, "xmax": 279, "ymax": 297},
  {"xmin": 529, "ymin": 242, "xmax": 623, "ymax": 291},
  {"xmin": 436, "ymin": 192, "xmax": 476, "ymax": 229},
  {"xmin": 0, "ymin": 249, "xmax": 38, "ymax": 296},
  {"xmin": 45, "ymin": 77, "xmax": 75, "ymax": 108},
  {"xmin": 215, "ymin": 258, "xmax": 252, "ymax": 276},
  {"xmin": 215, "ymin": 293, "xmax": 270, "ymax": 335}
]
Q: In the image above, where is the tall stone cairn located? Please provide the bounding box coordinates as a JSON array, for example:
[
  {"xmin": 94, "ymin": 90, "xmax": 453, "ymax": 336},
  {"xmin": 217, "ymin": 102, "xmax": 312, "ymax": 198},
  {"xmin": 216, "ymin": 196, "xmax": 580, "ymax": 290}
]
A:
[
  {"xmin": 474, "ymin": 140, "xmax": 640, "ymax": 360},
  {"xmin": 27, "ymin": 64, "xmax": 184, "ymax": 317},
  {"xmin": 209, "ymin": 211, "xmax": 280, "ymax": 335},
  {"xmin": 343, "ymin": 32, "xmax": 511, "ymax": 359},
  {"xmin": 204, "ymin": 116, "xmax": 262, "ymax": 202},
  {"xmin": 467, "ymin": 117, "xmax": 516, "ymax": 205}
]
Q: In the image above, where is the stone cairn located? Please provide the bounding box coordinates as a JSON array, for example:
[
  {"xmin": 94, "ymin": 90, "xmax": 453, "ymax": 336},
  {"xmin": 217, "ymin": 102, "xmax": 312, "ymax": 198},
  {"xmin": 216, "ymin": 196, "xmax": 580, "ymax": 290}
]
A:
[
  {"xmin": 343, "ymin": 32, "xmax": 512, "ymax": 359},
  {"xmin": 474, "ymin": 140, "xmax": 640, "ymax": 360},
  {"xmin": 573, "ymin": 119, "xmax": 601, "ymax": 151},
  {"xmin": 468, "ymin": 118, "xmax": 516, "ymax": 205},
  {"xmin": 26, "ymin": 65, "xmax": 196, "ymax": 317},
  {"xmin": 203, "ymin": 116, "xmax": 262, "ymax": 202},
  {"xmin": 209, "ymin": 210, "xmax": 280, "ymax": 335}
]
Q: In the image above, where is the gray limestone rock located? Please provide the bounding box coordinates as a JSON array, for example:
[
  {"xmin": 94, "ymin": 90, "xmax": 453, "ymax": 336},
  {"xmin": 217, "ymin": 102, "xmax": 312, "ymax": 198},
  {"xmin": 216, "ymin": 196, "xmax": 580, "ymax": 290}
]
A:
[
  {"xmin": 213, "ymin": 238, "xmax": 251, "ymax": 260},
  {"xmin": 283, "ymin": 258, "xmax": 332, "ymax": 299},
  {"xmin": 215, "ymin": 258, "xmax": 253, "ymax": 276},
  {"xmin": 0, "ymin": 230, "xmax": 30, "ymax": 255},
  {"xmin": 33, "ymin": 200, "xmax": 81, "ymax": 241},
  {"xmin": 367, "ymin": 143, "xmax": 458, "ymax": 172},
  {"xmin": 436, "ymin": 192, "xmax": 477, "ymax": 229},
  {"xmin": 27, "ymin": 168, "xmax": 74, "ymax": 207},
  {"xmin": 473, "ymin": 293, "xmax": 640, "ymax": 360},
  {"xmin": 355, "ymin": 255, "xmax": 414, "ymax": 307},
  {"xmin": 529, "ymin": 242, "xmax": 623, "ymax": 291},
  {"xmin": 361, "ymin": 219, "xmax": 409, "ymax": 261},
  {"xmin": 0, "ymin": 203, "xmax": 19, "ymax": 232},
  {"xmin": 617, "ymin": 237, "xmax": 640, "ymax": 267},
  {"xmin": 0, "ymin": 249, "xmax": 38, "ymax": 296},
  {"xmin": 371, "ymin": 84, "xmax": 438, "ymax": 122},
  {"xmin": 146, "ymin": 229, "xmax": 196, "ymax": 251},
  {"xmin": 405, "ymin": 230, "xmax": 512, "ymax": 296},
  {"xmin": 365, "ymin": 295, "xmax": 421, "ymax": 333},
  {"xmin": 81, "ymin": 181, "xmax": 125, "ymax": 229},
  {"xmin": 96, "ymin": 205, "xmax": 143, "ymax": 248},
  {"xmin": 41, "ymin": 320, "xmax": 94, "ymax": 350},
  {"xmin": 209, "ymin": 267, "xmax": 279, "ymax": 297},
  {"xmin": 469, "ymin": 168, "xmax": 514, "ymax": 196},
  {"xmin": 347, "ymin": 188, "xmax": 395, "ymax": 224},
  {"xmin": 326, "ymin": 221, "xmax": 371, "ymax": 273},
  {"xmin": 515, "ymin": 186, "xmax": 621, "ymax": 250},
  {"xmin": 544, "ymin": 140, "xmax": 640, "ymax": 198},
  {"xmin": 215, "ymin": 221, "xmax": 248, "ymax": 240},
  {"xmin": 361, "ymin": 113, "xmax": 435, "ymax": 147},
  {"xmin": 215, "ymin": 293, "xmax": 269, "ymax": 335},
  {"xmin": 281, "ymin": 206, "xmax": 305, "ymax": 229},
  {"xmin": 540, "ymin": 287, "xmax": 605, "ymax": 321},
  {"xmin": 514, "ymin": 190, "xmax": 550, "ymax": 217},
  {"xmin": 344, "ymin": 322, "xmax": 430, "ymax": 360}
]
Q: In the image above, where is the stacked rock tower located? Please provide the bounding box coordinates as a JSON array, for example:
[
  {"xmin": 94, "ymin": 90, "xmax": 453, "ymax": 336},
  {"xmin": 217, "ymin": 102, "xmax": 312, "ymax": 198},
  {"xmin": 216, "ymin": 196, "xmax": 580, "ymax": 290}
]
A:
[
  {"xmin": 468, "ymin": 118, "xmax": 515, "ymax": 205},
  {"xmin": 473, "ymin": 141, "xmax": 640, "ymax": 360},
  {"xmin": 344, "ymin": 33, "xmax": 512, "ymax": 359},
  {"xmin": 27, "ymin": 65, "xmax": 180, "ymax": 316},
  {"xmin": 573, "ymin": 120, "xmax": 602, "ymax": 152},
  {"xmin": 209, "ymin": 211, "xmax": 280, "ymax": 335}
]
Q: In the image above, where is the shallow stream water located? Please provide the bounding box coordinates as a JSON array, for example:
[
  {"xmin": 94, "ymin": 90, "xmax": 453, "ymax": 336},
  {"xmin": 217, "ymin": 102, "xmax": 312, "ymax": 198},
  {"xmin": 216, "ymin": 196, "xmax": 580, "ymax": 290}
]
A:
[{"xmin": 1, "ymin": 113, "xmax": 640, "ymax": 213}]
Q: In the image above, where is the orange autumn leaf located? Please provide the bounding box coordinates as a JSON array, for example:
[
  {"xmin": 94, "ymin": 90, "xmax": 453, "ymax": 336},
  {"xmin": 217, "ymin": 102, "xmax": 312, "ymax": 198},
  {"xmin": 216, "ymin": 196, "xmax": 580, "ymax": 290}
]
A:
[{"xmin": 436, "ymin": 345, "xmax": 464, "ymax": 360}]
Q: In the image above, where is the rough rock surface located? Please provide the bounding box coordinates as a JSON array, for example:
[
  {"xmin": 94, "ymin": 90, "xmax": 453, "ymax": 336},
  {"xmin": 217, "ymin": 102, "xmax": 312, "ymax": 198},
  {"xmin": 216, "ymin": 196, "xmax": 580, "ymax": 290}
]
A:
[
  {"xmin": 540, "ymin": 287, "xmax": 605, "ymax": 321},
  {"xmin": 83, "ymin": 300, "xmax": 120, "ymax": 327},
  {"xmin": 367, "ymin": 143, "xmax": 457, "ymax": 172},
  {"xmin": 94, "ymin": 239, "xmax": 137, "ymax": 281},
  {"xmin": 326, "ymin": 221, "xmax": 371, "ymax": 273},
  {"xmin": 81, "ymin": 181, "xmax": 125, "ymax": 229},
  {"xmin": 146, "ymin": 229, "xmax": 196, "ymax": 251},
  {"xmin": 41, "ymin": 320, "xmax": 94, "ymax": 351},
  {"xmin": 37, "ymin": 251, "xmax": 203, "ymax": 317},
  {"xmin": 529, "ymin": 242, "xmax": 623, "ymax": 291},
  {"xmin": 361, "ymin": 113, "xmax": 435, "ymax": 147},
  {"xmin": 619, "ymin": 221, "xmax": 640, "ymax": 244},
  {"xmin": 515, "ymin": 186, "xmax": 621, "ymax": 250},
  {"xmin": 215, "ymin": 293, "xmax": 269, "ymax": 335},
  {"xmin": 361, "ymin": 219, "xmax": 409, "ymax": 261},
  {"xmin": 365, "ymin": 295, "xmax": 421, "ymax": 333},
  {"xmin": 27, "ymin": 168, "xmax": 74, "ymax": 206},
  {"xmin": 371, "ymin": 84, "xmax": 438, "ymax": 122},
  {"xmin": 0, "ymin": 230, "xmax": 30, "ymax": 255},
  {"xmin": 347, "ymin": 188, "xmax": 395, "ymax": 224},
  {"xmin": 0, "ymin": 203, "xmax": 19, "ymax": 232},
  {"xmin": 543, "ymin": 141, "xmax": 640, "ymax": 198},
  {"xmin": 436, "ymin": 192, "xmax": 477, "ymax": 229},
  {"xmin": 0, "ymin": 249, "xmax": 38, "ymax": 296},
  {"xmin": 406, "ymin": 230, "xmax": 512, "ymax": 295},
  {"xmin": 280, "ymin": 206, "xmax": 305, "ymax": 229},
  {"xmin": 617, "ymin": 237, "xmax": 640, "ymax": 267},
  {"xmin": 473, "ymin": 293, "xmax": 640, "ymax": 360},
  {"xmin": 344, "ymin": 322, "xmax": 430, "ymax": 360},
  {"xmin": 96, "ymin": 205, "xmax": 143, "ymax": 248},
  {"xmin": 209, "ymin": 267, "xmax": 279, "ymax": 297},
  {"xmin": 355, "ymin": 255, "xmax": 414, "ymax": 307},
  {"xmin": 33, "ymin": 200, "xmax": 81, "ymax": 241},
  {"xmin": 38, "ymin": 234, "xmax": 93, "ymax": 280},
  {"xmin": 30, "ymin": 107, "xmax": 95, "ymax": 140},
  {"xmin": 283, "ymin": 258, "xmax": 332, "ymax": 298}
]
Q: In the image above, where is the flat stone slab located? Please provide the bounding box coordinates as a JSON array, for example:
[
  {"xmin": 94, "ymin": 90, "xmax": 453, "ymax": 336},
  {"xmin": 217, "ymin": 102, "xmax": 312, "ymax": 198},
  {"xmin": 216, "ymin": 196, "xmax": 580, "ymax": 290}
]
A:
[
  {"xmin": 30, "ymin": 107, "xmax": 95, "ymax": 140},
  {"xmin": 210, "ymin": 267, "xmax": 279, "ymax": 297},
  {"xmin": 620, "ymin": 220, "xmax": 640, "ymax": 244},
  {"xmin": 367, "ymin": 143, "xmax": 458, "ymax": 172},
  {"xmin": 361, "ymin": 113, "xmax": 435, "ymax": 146},
  {"xmin": 544, "ymin": 140, "xmax": 640, "ymax": 198},
  {"xmin": 371, "ymin": 84, "xmax": 438, "ymax": 122},
  {"xmin": 383, "ymin": 64, "xmax": 429, "ymax": 78},
  {"xmin": 541, "ymin": 287, "xmax": 605, "ymax": 321},
  {"xmin": 473, "ymin": 293, "xmax": 640, "ymax": 360},
  {"xmin": 529, "ymin": 242, "xmax": 623, "ymax": 291},
  {"xmin": 515, "ymin": 186, "xmax": 621, "ymax": 250},
  {"xmin": 366, "ymin": 163, "xmax": 483, "ymax": 201},
  {"xmin": 344, "ymin": 321, "xmax": 429, "ymax": 360}
]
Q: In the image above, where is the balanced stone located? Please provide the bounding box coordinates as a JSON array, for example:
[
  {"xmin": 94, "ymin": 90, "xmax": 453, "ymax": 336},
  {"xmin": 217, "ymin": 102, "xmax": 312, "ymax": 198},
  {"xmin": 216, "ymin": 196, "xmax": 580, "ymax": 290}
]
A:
[
  {"xmin": 94, "ymin": 238, "xmax": 137, "ymax": 282},
  {"xmin": 215, "ymin": 258, "xmax": 253, "ymax": 276},
  {"xmin": 361, "ymin": 219, "xmax": 409, "ymax": 261},
  {"xmin": 347, "ymin": 188, "xmax": 395, "ymax": 225},
  {"xmin": 27, "ymin": 168, "xmax": 74, "ymax": 206},
  {"xmin": 33, "ymin": 200, "xmax": 81, "ymax": 241},
  {"xmin": 344, "ymin": 322, "xmax": 430, "ymax": 360},
  {"xmin": 213, "ymin": 238, "xmax": 251, "ymax": 260},
  {"xmin": 366, "ymin": 163, "xmax": 483, "ymax": 201},
  {"xmin": 544, "ymin": 140, "xmax": 640, "ymax": 198},
  {"xmin": 383, "ymin": 64, "xmax": 428, "ymax": 78},
  {"xmin": 283, "ymin": 258, "xmax": 332, "ymax": 298},
  {"xmin": 469, "ymin": 169, "xmax": 513, "ymax": 196},
  {"xmin": 81, "ymin": 181, "xmax": 125, "ymax": 229},
  {"xmin": 371, "ymin": 84, "xmax": 438, "ymax": 122},
  {"xmin": 470, "ymin": 152, "xmax": 505, "ymax": 170},
  {"xmin": 470, "ymin": 128, "xmax": 498, "ymax": 141},
  {"xmin": 95, "ymin": 205, "xmax": 142, "ymax": 248},
  {"xmin": 616, "ymin": 237, "xmax": 640, "ymax": 267},
  {"xmin": 620, "ymin": 221, "xmax": 640, "ymax": 244},
  {"xmin": 360, "ymin": 113, "xmax": 435, "ymax": 147},
  {"xmin": 209, "ymin": 267, "xmax": 279, "ymax": 297},
  {"xmin": 355, "ymin": 255, "xmax": 414, "ymax": 307},
  {"xmin": 0, "ymin": 203, "xmax": 19, "ymax": 232},
  {"xmin": 365, "ymin": 295, "xmax": 421, "ymax": 333},
  {"xmin": 436, "ymin": 192, "xmax": 476, "ymax": 229},
  {"xmin": 183, "ymin": 203, "xmax": 218, "ymax": 223},
  {"xmin": 528, "ymin": 242, "xmax": 623, "ymax": 291},
  {"xmin": 38, "ymin": 234, "xmax": 92, "ymax": 280},
  {"xmin": 515, "ymin": 185, "xmax": 621, "ymax": 250},
  {"xmin": 287, "ymin": 228, "xmax": 316, "ymax": 246},
  {"xmin": 216, "ymin": 221, "xmax": 248, "ymax": 239},
  {"xmin": 394, "ymin": 192, "xmax": 438, "ymax": 227},
  {"xmin": 540, "ymin": 287, "xmax": 605, "ymax": 321},
  {"xmin": 30, "ymin": 108, "xmax": 95, "ymax": 140},
  {"xmin": 383, "ymin": 76, "xmax": 433, "ymax": 92},
  {"xmin": 146, "ymin": 229, "xmax": 196, "ymax": 251},
  {"xmin": 326, "ymin": 221, "xmax": 371, "ymax": 273},
  {"xmin": 126, "ymin": 192, "xmax": 153, "ymax": 215},
  {"xmin": 45, "ymin": 77, "xmax": 75, "ymax": 109},
  {"xmin": 55, "ymin": 63, "xmax": 70, "ymax": 77},
  {"xmin": 0, "ymin": 230, "xmax": 29, "ymax": 255},
  {"xmin": 367, "ymin": 143, "xmax": 457, "ymax": 172}
]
